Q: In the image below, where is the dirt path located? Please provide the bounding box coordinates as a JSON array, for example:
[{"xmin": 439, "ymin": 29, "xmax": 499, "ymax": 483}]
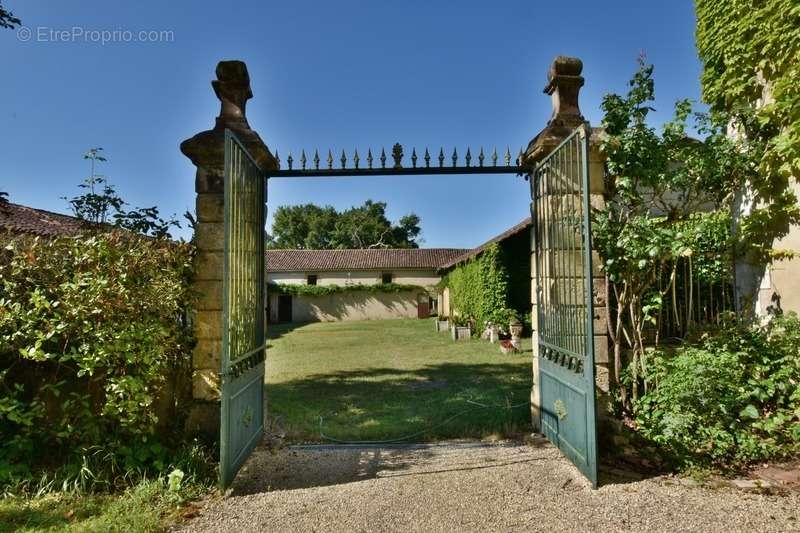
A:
[{"xmin": 178, "ymin": 440, "xmax": 800, "ymax": 532}]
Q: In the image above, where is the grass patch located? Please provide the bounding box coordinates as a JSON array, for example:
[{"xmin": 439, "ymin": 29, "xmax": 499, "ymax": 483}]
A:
[
  {"xmin": 0, "ymin": 477, "xmax": 208, "ymax": 532},
  {"xmin": 266, "ymin": 318, "xmax": 532, "ymax": 442}
]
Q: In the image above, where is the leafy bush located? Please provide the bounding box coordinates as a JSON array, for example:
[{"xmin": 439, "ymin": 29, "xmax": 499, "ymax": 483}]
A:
[
  {"xmin": 0, "ymin": 232, "xmax": 195, "ymax": 484},
  {"xmin": 634, "ymin": 313, "xmax": 800, "ymax": 468}
]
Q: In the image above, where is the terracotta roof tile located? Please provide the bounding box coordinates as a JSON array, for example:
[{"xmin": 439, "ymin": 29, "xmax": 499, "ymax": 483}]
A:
[
  {"xmin": 0, "ymin": 201, "xmax": 85, "ymax": 237},
  {"xmin": 439, "ymin": 217, "xmax": 532, "ymax": 269},
  {"xmin": 266, "ymin": 248, "xmax": 470, "ymax": 272}
]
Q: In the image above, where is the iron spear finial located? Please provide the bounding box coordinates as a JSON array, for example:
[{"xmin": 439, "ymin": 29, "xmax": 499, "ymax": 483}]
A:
[
  {"xmin": 411, "ymin": 148, "xmax": 418, "ymax": 168},
  {"xmin": 504, "ymin": 146, "xmax": 511, "ymax": 167},
  {"xmin": 465, "ymin": 147, "xmax": 472, "ymax": 167},
  {"xmin": 424, "ymin": 148, "xmax": 431, "ymax": 168},
  {"xmin": 301, "ymin": 149, "xmax": 307, "ymax": 170},
  {"xmin": 478, "ymin": 147, "xmax": 485, "ymax": 167},
  {"xmin": 286, "ymin": 151, "xmax": 292, "ymax": 170},
  {"xmin": 452, "ymin": 147, "xmax": 458, "ymax": 167},
  {"xmin": 380, "ymin": 148, "xmax": 387, "ymax": 169},
  {"xmin": 327, "ymin": 149, "xmax": 333, "ymax": 170},
  {"xmin": 438, "ymin": 148, "xmax": 445, "ymax": 168},
  {"xmin": 367, "ymin": 148, "xmax": 373, "ymax": 169},
  {"xmin": 340, "ymin": 149, "xmax": 347, "ymax": 169},
  {"xmin": 354, "ymin": 148, "xmax": 360, "ymax": 169},
  {"xmin": 492, "ymin": 147, "xmax": 498, "ymax": 167},
  {"xmin": 313, "ymin": 149, "xmax": 320, "ymax": 170}
]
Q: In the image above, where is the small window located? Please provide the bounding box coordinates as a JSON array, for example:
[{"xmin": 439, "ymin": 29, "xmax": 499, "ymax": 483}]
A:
[
  {"xmin": 307, "ymin": 274, "xmax": 317, "ymax": 286},
  {"xmin": 381, "ymin": 273, "xmax": 393, "ymax": 284}
]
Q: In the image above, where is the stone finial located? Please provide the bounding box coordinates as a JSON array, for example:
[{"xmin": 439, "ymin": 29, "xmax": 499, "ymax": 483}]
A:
[
  {"xmin": 212, "ymin": 61, "xmax": 253, "ymax": 129},
  {"xmin": 180, "ymin": 60, "xmax": 275, "ymax": 191},
  {"xmin": 523, "ymin": 56, "xmax": 587, "ymax": 164},
  {"xmin": 545, "ymin": 56, "xmax": 584, "ymax": 127}
]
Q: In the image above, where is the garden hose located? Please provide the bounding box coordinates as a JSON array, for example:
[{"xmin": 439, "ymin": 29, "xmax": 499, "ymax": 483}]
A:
[{"xmin": 318, "ymin": 398, "xmax": 531, "ymax": 445}]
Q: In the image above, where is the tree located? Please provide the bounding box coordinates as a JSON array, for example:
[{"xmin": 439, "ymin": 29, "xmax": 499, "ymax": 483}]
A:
[
  {"xmin": 0, "ymin": 1, "xmax": 20, "ymax": 29},
  {"xmin": 64, "ymin": 148, "xmax": 179, "ymax": 238},
  {"xmin": 267, "ymin": 200, "xmax": 422, "ymax": 249},
  {"xmin": 596, "ymin": 59, "xmax": 750, "ymax": 409}
]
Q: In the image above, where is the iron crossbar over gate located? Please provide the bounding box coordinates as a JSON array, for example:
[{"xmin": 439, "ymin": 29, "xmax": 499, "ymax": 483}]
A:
[{"xmin": 268, "ymin": 143, "xmax": 525, "ymax": 178}]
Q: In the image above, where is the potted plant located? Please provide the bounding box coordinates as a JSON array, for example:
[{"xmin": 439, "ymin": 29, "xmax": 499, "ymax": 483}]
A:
[{"xmin": 450, "ymin": 315, "xmax": 472, "ymax": 341}]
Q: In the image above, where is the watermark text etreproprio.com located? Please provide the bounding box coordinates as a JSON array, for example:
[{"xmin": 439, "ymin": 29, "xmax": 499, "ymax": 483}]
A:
[{"xmin": 17, "ymin": 26, "xmax": 174, "ymax": 45}]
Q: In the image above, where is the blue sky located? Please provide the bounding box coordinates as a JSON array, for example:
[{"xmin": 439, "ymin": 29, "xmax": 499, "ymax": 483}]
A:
[{"xmin": 1, "ymin": 1, "xmax": 701, "ymax": 248}]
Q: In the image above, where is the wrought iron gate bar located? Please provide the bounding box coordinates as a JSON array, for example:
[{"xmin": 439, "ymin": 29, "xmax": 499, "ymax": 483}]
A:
[
  {"xmin": 271, "ymin": 143, "xmax": 526, "ymax": 177},
  {"xmin": 267, "ymin": 166, "xmax": 526, "ymax": 178}
]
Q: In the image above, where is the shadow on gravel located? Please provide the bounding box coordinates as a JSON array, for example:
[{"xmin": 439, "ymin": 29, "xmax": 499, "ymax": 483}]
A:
[{"xmin": 230, "ymin": 441, "xmax": 552, "ymax": 496}]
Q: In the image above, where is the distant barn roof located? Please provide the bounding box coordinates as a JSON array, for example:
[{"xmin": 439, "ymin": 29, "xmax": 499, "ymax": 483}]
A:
[
  {"xmin": 0, "ymin": 201, "xmax": 85, "ymax": 237},
  {"xmin": 266, "ymin": 248, "xmax": 470, "ymax": 272},
  {"xmin": 439, "ymin": 217, "xmax": 532, "ymax": 269}
]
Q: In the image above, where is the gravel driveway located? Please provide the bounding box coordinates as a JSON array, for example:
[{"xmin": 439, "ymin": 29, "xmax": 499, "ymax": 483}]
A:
[{"xmin": 178, "ymin": 439, "xmax": 800, "ymax": 532}]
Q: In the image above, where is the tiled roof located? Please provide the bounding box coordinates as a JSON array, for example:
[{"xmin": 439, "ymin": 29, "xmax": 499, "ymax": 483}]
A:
[
  {"xmin": 0, "ymin": 201, "xmax": 85, "ymax": 237},
  {"xmin": 439, "ymin": 217, "xmax": 532, "ymax": 270},
  {"xmin": 266, "ymin": 248, "xmax": 470, "ymax": 272}
]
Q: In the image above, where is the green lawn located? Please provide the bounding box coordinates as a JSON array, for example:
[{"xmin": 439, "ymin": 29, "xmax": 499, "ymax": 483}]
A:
[{"xmin": 266, "ymin": 318, "xmax": 533, "ymax": 443}]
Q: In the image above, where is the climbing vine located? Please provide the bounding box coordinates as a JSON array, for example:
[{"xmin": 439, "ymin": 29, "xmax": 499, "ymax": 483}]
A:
[
  {"xmin": 696, "ymin": 0, "xmax": 800, "ymax": 262},
  {"xmin": 440, "ymin": 244, "xmax": 516, "ymax": 332}
]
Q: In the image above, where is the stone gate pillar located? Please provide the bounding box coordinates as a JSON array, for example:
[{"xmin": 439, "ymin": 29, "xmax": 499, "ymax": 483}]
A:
[
  {"xmin": 180, "ymin": 61, "xmax": 276, "ymax": 435},
  {"xmin": 522, "ymin": 57, "xmax": 610, "ymax": 432}
]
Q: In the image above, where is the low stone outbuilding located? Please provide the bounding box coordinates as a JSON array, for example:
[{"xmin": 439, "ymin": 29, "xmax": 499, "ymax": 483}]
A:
[{"xmin": 266, "ymin": 248, "xmax": 468, "ymax": 322}]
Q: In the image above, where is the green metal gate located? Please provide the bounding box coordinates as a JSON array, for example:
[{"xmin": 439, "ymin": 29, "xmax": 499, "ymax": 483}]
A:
[
  {"xmin": 220, "ymin": 130, "xmax": 267, "ymax": 489},
  {"xmin": 531, "ymin": 124, "xmax": 598, "ymax": 487}
]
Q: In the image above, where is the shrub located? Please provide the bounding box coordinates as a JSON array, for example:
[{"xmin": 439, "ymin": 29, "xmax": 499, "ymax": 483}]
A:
[
  {"xmin": 633, "ymin": 313, "xmax": 800, "ymax": 469},
  {"xmin": 0, "ymin": 232, "xmax": 195, "ymax": 483}
]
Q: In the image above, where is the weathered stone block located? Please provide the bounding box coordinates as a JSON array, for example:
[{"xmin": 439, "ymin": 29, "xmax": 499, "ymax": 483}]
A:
[
  {"xmin": 193, "ymin": 338, "xmax": 222, "ymax": 370},
  {"xmin": 594, "ymin": 334, "xmax": 610, "ymax": 364},
  {"xmin": 192, "ymin": 368, "xmax": 220, "ymax": 401},
  {"xmin": 196, "ymin": 310, "xmax": 222, "ymax": 340},
  {"xmin": 195, "ymin": 223, "xmax": 224, "ymax": 252},
  {"xmin": 194, "ymin": 252, "xmax": 224, "ymax": 282},
  {"xmin": 194, "ymin": 280, "xmax": 224, "ymax": 310},
  {"xmin": 196, "ymin": 193, "xmax": 224, "ymax": 223}
]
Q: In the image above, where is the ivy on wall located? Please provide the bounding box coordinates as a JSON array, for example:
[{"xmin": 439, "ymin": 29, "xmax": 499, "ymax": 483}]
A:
[
  {"xmin": 440, "ymin": 243, "xmax": 516, "ymax": 331},
  {"xmin": 696, "ymin": 0, "xmax": 800, "ymax": 261},
  {"xmin": 269, "ymin": 282, "xmax": 425, "ymax": 297}
]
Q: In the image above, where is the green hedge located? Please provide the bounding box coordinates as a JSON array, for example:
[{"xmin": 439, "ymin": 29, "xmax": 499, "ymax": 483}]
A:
[
  {"xmin": 0, "ymin": 232, "xmax": 195, "ymax": 481},
  {"xmin": 270, "ymin": 282, "xmax": 425, "ymax": 297}
]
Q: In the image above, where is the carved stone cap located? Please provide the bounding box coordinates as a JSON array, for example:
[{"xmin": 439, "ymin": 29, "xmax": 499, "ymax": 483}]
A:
[
  {"xmin": 523, "ymin": 56, "xmax": 587, "ymax": 165},
  {"xmin": 181, "ymin": 60, "xmax": 275, "ymax": 191},
  {"xmin": 544, "ymin": 56, "xmax": 584, "ymax": 126}
]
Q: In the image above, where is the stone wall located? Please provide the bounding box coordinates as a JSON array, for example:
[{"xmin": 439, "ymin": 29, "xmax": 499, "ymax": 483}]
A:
[{"xmin": 269, "ymin": 289, "xmax": 427, "ymax": 322}]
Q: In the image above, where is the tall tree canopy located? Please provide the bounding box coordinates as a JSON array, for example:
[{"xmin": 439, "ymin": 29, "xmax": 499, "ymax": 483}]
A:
[{"xmin": 267, "ymin": 200, "xmax": 421, "ymax": 249}]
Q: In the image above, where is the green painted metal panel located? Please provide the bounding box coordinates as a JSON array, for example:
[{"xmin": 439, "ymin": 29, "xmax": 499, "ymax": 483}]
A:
[
  {"xmin": 532, "ymin": 125, "xmax": 598, "ymax": 488},
  {"xmin": 220, "ymin": 130, "xmax": 267, "ymax": 489}
]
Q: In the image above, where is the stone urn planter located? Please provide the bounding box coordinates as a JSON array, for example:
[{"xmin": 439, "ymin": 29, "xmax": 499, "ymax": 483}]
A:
[
  {"xmin": 435, "ymin": 319, "xmax": 449, "ymax": 333},
  {"xmin": 509, "ymin": 317, "xmax": 523, "ymax": 350},
  {"xmin": 451, "ymin": 324, "xmax": 471, "ymax": 341}
]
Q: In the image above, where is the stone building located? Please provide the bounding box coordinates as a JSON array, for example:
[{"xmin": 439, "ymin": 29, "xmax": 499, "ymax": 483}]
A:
[{"xmin": 266, "ymin": 248, "xmax": 467, "ymax": 322}]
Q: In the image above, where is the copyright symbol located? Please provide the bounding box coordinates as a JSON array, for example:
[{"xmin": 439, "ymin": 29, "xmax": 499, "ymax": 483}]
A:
[{"xmin": 17, "ymin": 26, "xmax": 31, "ymax": 42}]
